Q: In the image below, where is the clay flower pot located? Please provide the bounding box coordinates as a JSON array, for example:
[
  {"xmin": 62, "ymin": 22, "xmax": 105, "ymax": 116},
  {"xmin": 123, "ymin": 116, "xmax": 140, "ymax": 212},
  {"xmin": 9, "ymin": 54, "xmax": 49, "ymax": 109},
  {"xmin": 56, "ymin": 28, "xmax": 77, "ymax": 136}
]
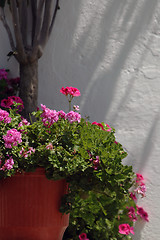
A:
[{"xmin": 0, "ymin": 168, "xmax": 69, "ymax": 240}]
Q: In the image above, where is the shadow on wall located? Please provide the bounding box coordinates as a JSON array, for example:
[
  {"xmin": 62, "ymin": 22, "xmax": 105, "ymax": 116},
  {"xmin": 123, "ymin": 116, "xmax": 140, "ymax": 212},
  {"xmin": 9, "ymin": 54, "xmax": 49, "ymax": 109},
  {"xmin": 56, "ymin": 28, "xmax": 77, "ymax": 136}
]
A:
[
  {"xmin": 138, "ymin": 108, "xmax": 160, "ymax": 171},
  {"xmin": 39, "ymin": 0, "xmax": 158, "ymax": 118},
  {"xmin": 73, "ymin": 0, "xmax": 159, "ymax": 122}
]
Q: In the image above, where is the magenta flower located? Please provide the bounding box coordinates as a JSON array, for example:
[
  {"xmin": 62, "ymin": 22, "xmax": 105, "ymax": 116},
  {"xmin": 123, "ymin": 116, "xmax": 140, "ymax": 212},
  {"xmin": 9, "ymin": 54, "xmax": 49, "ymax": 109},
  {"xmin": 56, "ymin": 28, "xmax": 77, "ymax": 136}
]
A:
[
  {"xmin": 1, "ymin": 96, "xmax": 24, "ymax": 111},
  {"xmin": 129, "ymin": 192, "xmax": 137, "ymax": 201},
  {"xmin": 18, "ymin": 118, "xmax": 30, "ymax": 132},
  {"xmin": 137, "ymin": 206, "xmax": 149, "ymax": 222},
  {"xmin": 136, "ymin": 173, "xmax": 144, "ymax": 185},
  {"xmin": 60, "ymin": 86, "xmax": 81, "ymax": 97},
  {"xmin": 119, "ymin": 223, "xmax": 134, "ymax": 235},
  {"xmin": 4, "ymin": 157, "xmax": 14, "ymax": 170},
  {"xmin": 79, "ymin": 233, "xmax": 89, "ymax": 240},
  {"xmin": 3, "ymin": 129, "xmax": 22, "ymax": 148},
  {"xmin": 9, "ymin": 96, "xmax": 24, "ymax": 111},
  {"xmin": 0, "ymin": 157, "xmax": 14, "ymax": 171},
  {"xmin": 58, "ymin": 110, "xmax": 66, "ymax": 119},
  {"xmin": 66, "ymin": 111, "xmax": 81, "ymax": 123},
  {"xmin": 127, "ymin": 206, "xmax": 137, "ymax": 222},
  {"xmin": 41, "ymin": 104, "xmax": 59, "ymax": 127},
  {"xmin": 1, "ymin": 97, "xmax": 13, "ymax": 109},
  {"xmin": 0, "ymin": 109, "xmax": 12, "ymax": 123}
]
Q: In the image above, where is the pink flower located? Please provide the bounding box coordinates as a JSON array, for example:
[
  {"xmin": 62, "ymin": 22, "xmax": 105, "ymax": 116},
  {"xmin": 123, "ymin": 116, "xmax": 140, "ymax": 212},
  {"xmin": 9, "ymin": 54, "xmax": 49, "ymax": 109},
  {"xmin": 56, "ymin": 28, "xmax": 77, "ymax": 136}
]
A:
[
  {"xmin": 66, "ymin": 111, "xmax": 81, "ymax": 123},
  {"xmin": 21, "ymin": 118, "xmax": 30, "ymax": 126},
  {"xmin": 58, "ymin": 110, "xmax": 66, "ymax": 119},
  {"xmin": 79, "ymin": 233, "xmax": 89, "ymax": 240},
  {"xmin": 60, "ymin": 86, "xmax": 81, "ymax": 97},
  {"xmin": 0, "ymin": 69, "xmax": 8, "ymax": 79},
  {"xmin": 0, "ymin": 109, "xmax": 12, "ymax": 123},
  {"xmin": 0, "ymin": 157, "xmax": 14, "ymax": 171},
  {"xmin": 137, "ymin": 206, "xmax": 149, "ymax": 222},
  {"xmin": 3, "ymin": 129, "xmax": 22, "ymax": 148},
  {"xmin": 119, "ymin": 224, "xmax": 134, "ymax": 235},
  {"xmin": 18, "ymin": 118, "xmax": 30, "ymax": 132},
  {"xmin": 41, "ymin": 104, "xmax": 59, "ymax": 127}
]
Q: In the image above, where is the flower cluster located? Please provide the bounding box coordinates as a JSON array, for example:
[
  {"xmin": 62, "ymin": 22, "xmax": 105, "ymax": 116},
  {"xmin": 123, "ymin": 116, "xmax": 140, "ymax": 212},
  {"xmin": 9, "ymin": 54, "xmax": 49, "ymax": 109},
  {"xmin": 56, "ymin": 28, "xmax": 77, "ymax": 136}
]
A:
[
  {"xmin": 0, "ymin": 109, "xmax": 12, "ymax": 123},
  {"xmin": 1, "ymin": 96, "xmax": 24, "ymax": 111},
  {"xmin": 3, "ymin": 129, "xmax": 22, "ymax": 148},
  {"xmin": 66, "ymin": 111, "xmax": 81, "ymax": 123},
  {"xmin": 127, "ymin": 206, "xmax": 137, "ymax": 222},
  {"xmin": 41, "ymin": 104, "xmax": 59, "ymax": 127},
  {"xmin": 137, "ymin": 206, "xmax": 149, "ymax": 222},
  {"xmin": 0, "ymin": 157, "xmax": 14, "ymax": 171},
  {"xmin": 134, "ymin": 173, "xmax": 146, "ymax": 197},
  {"xmin": 118, "ymin": 173, "xmax": 149, "ymax": 237},
  {"xmin": 60, "ymin": 86, "xmax": 81, "ymax": 111},
  {"xmin": 60, "ymin": 86, "xmax": 81, "ymax": 97},
  {"xmin": 41, "ymin": 104, "xmax": 81, "ymax": 126},
  {"xmin": 119, "ymin": 223, "xmax": 134, "ymax": 235}
]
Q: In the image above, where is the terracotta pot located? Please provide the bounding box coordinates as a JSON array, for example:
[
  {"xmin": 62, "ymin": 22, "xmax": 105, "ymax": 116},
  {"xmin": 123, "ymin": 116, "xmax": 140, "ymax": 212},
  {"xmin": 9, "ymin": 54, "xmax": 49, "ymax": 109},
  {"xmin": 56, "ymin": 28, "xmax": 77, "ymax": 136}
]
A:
[{"xmin": 0, "ymin": 168, "xmax": 69, "ymax": 240}]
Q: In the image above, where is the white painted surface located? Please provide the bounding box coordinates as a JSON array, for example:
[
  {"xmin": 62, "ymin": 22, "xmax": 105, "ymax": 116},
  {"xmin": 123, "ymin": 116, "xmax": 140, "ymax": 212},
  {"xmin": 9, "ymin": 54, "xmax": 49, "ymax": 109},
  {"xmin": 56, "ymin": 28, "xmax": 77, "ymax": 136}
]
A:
[{"xmin": 1, "ymin": 0, "xmax": 160, "ymax": 239}]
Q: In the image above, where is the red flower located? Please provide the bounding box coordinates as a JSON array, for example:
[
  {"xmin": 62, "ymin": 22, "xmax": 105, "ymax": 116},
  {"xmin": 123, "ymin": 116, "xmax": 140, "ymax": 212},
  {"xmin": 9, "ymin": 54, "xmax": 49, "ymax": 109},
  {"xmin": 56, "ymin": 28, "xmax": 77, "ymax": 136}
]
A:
[
  {"xmin": 137, "ymin": 206, "xmax": 149, "ymax": 222},
  {"xmin": 60, "ymin": 86, "xmax": 81, "ymax": 97},
  {"xmin": 119, "ymin": 223, "xmax": 134, "ymax": 235},
  {"xmin": 79, "ymin": 233, "xmax": 89, "ymax": 240},
  {"xmin": 1, "ymin": 97, "xmax": 13, "ymax": 108},
  {"xmin": 1, "ymin": 96, "xmax": 24, "ymax": 111},
  {"xmin": 92, "ymin": 122, "xmax": 111, "ymax": 132}
]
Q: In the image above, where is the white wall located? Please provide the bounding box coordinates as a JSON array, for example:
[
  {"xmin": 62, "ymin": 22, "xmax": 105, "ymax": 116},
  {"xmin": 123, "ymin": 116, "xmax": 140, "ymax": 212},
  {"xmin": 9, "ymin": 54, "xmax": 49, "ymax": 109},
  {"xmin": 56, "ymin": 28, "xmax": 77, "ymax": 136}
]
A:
[{"xmin": 1, "ymin": 0, "xmax": 160, "ymax": 239}]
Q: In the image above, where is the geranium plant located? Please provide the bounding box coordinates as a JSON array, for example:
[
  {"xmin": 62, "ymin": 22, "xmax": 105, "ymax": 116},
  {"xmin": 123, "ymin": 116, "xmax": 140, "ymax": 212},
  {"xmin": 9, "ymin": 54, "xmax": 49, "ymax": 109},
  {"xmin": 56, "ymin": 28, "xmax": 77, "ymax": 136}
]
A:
[{"xmin": 0, "ymin": 87, "xmax": 148, "ymax": 240}]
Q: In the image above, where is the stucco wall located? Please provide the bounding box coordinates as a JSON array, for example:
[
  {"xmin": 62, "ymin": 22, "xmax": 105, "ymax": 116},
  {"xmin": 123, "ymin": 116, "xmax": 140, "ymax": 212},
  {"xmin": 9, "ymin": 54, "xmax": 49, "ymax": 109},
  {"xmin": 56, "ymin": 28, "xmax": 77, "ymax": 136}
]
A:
[{"xmin": 0, "ymin": 0, "xmax": 160, "ymax": 239}]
